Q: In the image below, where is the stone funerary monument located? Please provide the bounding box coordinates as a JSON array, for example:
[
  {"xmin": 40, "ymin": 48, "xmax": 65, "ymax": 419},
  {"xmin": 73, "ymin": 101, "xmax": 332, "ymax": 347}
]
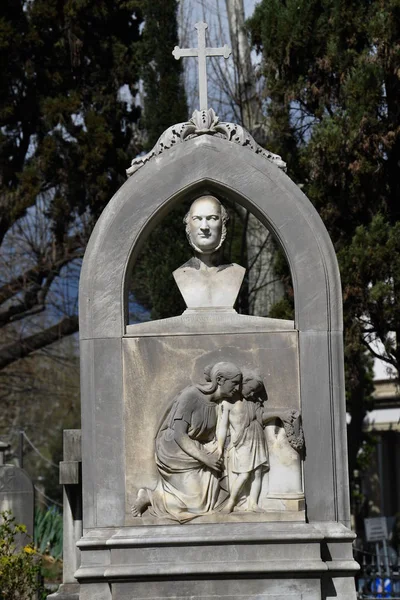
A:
[{"xmin": 74, "ymin": 22, "xmax": 358, "ymax": 600}]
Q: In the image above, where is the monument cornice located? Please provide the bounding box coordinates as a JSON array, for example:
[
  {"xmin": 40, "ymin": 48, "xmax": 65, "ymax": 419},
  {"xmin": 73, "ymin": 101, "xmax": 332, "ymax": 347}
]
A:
[{"xmin": 126, "ymin": 108, "xmax": 286, "ymax": 177}]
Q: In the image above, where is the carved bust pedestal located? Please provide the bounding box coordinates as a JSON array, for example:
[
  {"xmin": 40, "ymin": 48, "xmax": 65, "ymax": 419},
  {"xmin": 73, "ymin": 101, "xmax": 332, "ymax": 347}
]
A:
[{"xmin": 173, "ymin": 257, "xmax": 245, "ymax": 313}]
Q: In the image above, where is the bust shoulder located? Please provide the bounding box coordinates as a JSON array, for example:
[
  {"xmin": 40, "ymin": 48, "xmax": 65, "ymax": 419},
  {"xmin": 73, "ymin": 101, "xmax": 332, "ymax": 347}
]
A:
[
  {"xmin": 177, "ymin": 257, "xmax": 245, "ymax": 275},
  {"xmin": 173, "ymin": 260, "xmax": 245, "ymax": 312}
]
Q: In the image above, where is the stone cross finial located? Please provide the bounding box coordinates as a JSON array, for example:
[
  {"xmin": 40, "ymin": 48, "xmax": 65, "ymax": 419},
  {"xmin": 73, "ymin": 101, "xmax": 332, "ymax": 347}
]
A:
[{"xmin": 172, "ymin": 22, "xmax": 231, "ymax": 111}]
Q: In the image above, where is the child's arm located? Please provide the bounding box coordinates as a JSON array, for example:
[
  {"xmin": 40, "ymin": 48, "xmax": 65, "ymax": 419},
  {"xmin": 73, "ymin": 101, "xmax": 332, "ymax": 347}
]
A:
[{"xmin": 216, "ymin": 401, "xmax": 230, "ymax": 457}]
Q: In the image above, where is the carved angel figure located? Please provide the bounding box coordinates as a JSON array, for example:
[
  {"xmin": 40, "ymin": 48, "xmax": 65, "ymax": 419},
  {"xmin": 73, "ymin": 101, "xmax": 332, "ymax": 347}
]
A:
[{"xmin": 131, "ymin": 362, "xmax": 242, "ymax": 523}]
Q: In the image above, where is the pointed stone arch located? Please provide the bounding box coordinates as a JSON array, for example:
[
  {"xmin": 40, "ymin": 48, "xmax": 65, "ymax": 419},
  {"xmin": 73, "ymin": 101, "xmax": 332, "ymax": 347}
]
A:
[{"xmin": 79, "ymin": 134, "xmax": 349, "ymax": 529}]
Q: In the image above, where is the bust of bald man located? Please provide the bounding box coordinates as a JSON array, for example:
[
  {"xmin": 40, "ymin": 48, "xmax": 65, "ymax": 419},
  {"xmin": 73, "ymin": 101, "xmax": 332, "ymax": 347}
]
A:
[{"xmin": 173, "ymin": 195, "xmax": 245, "ymax": 313}]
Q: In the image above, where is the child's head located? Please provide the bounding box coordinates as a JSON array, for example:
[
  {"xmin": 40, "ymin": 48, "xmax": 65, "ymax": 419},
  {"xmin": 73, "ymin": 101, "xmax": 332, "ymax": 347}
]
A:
[{"xmin": 241, "ymin": 370, "xmax": 265, "ymax": 400}]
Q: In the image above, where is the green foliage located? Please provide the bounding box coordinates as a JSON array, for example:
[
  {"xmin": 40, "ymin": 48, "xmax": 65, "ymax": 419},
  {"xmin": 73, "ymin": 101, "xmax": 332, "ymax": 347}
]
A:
[
  {"xmin": 121, "ymin": 1, "xmax": 189, "ymax": 322},
  {"xmin": 268, "ymin": 296, "xmax": 294, "ymax": 321},
  {"xmin": 130, "ymin": 203, "xmax": 189, "ymax": 321},
  {"xmin": 0, "ymin": 0, "xmax": 145, "ymax": 367},
  {"xmin": 268, "ymin": 246, "xmax": 294, "ymax": 320},
  {"xmin": 141, "ymin": 0, "xmax": 187, "ymax": 148},
  {"xmin": 1, "ymin": 0, "xmax": 144, "ymax": 227},
  {"xmin": 0, "ymin": 0, "xmax": 189, "ymax": 365},
  {"xmin": 0, "ymin": 0, "xmax": 185, "ymax": 507},
  {"xmin": 34, "ymin": 508, "xmax": 63, "ymax": 561},
  {"xmin": 0, "ymin": 511, "xmax": 44, "ymax": 600},
  {"xmin": 248, "ymin": 0, "xmax": 400, "ymax": 476},
  {"xmin": 341, "ymin": 215, "xmax": 400, "ymax": 364}
]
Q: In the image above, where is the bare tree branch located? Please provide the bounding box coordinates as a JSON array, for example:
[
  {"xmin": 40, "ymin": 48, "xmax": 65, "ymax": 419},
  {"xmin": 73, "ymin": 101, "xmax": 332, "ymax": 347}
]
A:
[
  {"xmin": 0, "ymin": 316, "xmax": 79, "ymax": 370},
  {"xmin": 361, "ymin": 338, "xmax": 396, "ymax": 368}
]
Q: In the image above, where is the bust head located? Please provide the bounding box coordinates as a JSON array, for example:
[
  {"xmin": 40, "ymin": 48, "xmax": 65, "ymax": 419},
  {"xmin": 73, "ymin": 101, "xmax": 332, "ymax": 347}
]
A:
[{"xmin": 183, "ymin": 195, "xmax": 229, "ymax": 255}]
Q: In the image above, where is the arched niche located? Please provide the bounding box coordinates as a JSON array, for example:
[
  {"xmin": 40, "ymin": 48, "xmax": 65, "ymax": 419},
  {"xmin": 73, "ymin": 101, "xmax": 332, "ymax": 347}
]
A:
[
  {"xmin": 80, "ymin": 136, "xmax": 342, "ymax": 339},
  {"xmin": 126, "ymin": 184, "xmax": 289, "ymax": 323},
  {"xmin": 79, "ymin": 134, "xmax": 350, "ymax": 529}
]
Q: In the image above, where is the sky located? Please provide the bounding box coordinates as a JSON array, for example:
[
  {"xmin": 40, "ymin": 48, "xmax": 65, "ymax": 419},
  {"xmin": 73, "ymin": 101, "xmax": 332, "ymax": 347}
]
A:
[{"xmin": 177, "ymin": 0, "xmax": 260, "ymax": 119}]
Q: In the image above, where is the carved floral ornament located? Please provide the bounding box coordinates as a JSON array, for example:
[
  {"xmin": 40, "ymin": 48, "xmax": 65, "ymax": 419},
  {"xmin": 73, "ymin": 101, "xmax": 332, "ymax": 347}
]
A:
[{"xmin": 126, "ymin": 108, "xmax": 287, "ymax": 177}]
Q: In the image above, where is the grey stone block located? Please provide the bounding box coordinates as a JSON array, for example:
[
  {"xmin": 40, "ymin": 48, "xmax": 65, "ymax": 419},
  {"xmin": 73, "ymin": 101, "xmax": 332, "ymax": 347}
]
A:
[
  {"xmin": 47, "ymin": 582, "xmax": 80, "ymax": 600},
  {"xmin": 60, "ymin": 462, "xmax": 80, "ymax": 485},
  {"xmin": 48, "ymin": 430, "xmax": 82, "ymax": 600},
  {"xmin": 63, "ymin": 430, "xmax": 81, "ymax": 462},
  {"xmin": 0, "ymin": 465, "xmax": 33, "ymax": 543}
]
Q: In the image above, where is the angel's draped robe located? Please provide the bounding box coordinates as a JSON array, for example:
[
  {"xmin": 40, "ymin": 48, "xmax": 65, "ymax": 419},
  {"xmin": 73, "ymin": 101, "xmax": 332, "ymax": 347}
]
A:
[{"xmin": 149, "ymin": 386, "xmax": 222, "ymax": 522}]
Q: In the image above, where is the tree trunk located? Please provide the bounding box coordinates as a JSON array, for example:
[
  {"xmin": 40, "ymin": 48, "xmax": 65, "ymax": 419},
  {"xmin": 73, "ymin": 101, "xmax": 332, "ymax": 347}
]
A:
[
  {"xmin": 225, "ymin": 0, "xmax": 282, "ymax": 316},
  {"xmin": 225, "ymin": 0, "xmax": 264, "ymax": 138}
]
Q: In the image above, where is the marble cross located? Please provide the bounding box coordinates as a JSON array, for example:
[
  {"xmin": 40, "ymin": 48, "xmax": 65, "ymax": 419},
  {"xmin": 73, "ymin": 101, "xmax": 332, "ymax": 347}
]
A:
[{"xmin": 172, "ymin": 21, "xmax": 231, "ymax": 111}]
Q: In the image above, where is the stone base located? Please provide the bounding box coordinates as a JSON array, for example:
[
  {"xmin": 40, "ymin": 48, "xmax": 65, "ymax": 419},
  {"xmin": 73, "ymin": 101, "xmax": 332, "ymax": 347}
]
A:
[
  {"xmin": 75, "ymin": 521, "xmax": 358, "ymax": 600},
  {"xmin": 125, "ymin": 505, "xmax": 305, "ymax": 526},
  {"xmin": 125, "ymin": 312, "xmax": 294, "ymax": 337},
  {"xmin": 47, "ymin": 582, "xmax": 80, "ymax": 600},
  {"xmin": 262, "ymin": 497, "xmax": 305, "ymax": 511},
  {"xmin": 109, "ymin": 579, "xmax": 322, "ymax": 599}
]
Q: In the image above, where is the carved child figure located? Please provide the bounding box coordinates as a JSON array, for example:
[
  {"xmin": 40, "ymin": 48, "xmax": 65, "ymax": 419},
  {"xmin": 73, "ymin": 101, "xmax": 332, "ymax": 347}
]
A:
[{"xmin": 217, "ymin": 370, "xmax": 269, "ymax": 513}]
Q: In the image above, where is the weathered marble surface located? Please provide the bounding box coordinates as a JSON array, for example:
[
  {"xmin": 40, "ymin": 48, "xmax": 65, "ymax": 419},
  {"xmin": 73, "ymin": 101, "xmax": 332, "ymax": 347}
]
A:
[
  {"xmin": 265, "ymin": 420, "xmax": 303, "ymax": 497},
  {"xmin": 75, "ymin": 521, "xmax": 358, "ymax": 599},
  {"xmin": 126, "ymin": 107, "xmax": 286, "ymax": 177},
  {"xmin": 126, "ymin": 312, "xmax": 294, "ymax": 336},
  {"xmin": 48, "ymin": 430, "xmax": 82, "ymax": 600},
  {"xmin": 173, "ymin": 195, "xmax": 246, "ymax": 311},
  {"xmin": 173, "ymin": 261, "xmax": 245, "ymax": 311},
  {"xmin": 131, "ymin": 361, "xmax": 242, "ymax": 521},
  {"xmin": 172, "ymin": 23, "xmax": 231, "ymax": 113},
  {"xmin": 123, "ymin": 330, "xmax": 303, "ymax": 525},
  {"xmin": 78, "ymin": 128, "xmax": 356, "ymax": 597}
]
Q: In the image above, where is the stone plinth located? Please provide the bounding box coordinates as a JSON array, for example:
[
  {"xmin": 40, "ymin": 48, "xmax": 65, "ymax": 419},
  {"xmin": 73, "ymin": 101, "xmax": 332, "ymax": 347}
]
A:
[
  {"xmin": 48, "ymin": 430, "xmax": 82, "ymax": 600},
  {"xmin": 75, "ymin": 521, "xmax": 358, "ymax": 600}
]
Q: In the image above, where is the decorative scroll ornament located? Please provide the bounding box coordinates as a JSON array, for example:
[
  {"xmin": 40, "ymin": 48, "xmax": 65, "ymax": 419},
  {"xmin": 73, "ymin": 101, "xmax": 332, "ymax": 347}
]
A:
[{"xmin": 126, "ymin": 108, "xmax": 286, "ymax": 177}]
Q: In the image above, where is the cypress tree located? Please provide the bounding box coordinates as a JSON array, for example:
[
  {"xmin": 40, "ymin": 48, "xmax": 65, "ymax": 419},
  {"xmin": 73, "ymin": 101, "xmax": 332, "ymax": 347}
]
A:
[
  {"xmin": 129, "ymin": 0, "xmax": 189, "ymax": 320},
  {"xmin": 248, "ymin": 0, "xmax": 400, "ymax": 482},
  {"xmin": 141, "ymin": 0, "xmax": 187, "ymax": 148},
  {"xmin": 0, "ymin": 0, "xmax": 144, "ymax": 366}
]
